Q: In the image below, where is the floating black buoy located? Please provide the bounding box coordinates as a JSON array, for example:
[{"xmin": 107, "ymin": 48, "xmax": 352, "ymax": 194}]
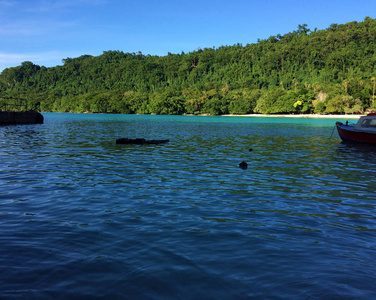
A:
[
  {"xmin": 239, "ymin": 161, "xmax": 248, "ymax": 169},
  {"xmin": 249, "ymin": 148, "xmax": 253, "ymax": 152}
]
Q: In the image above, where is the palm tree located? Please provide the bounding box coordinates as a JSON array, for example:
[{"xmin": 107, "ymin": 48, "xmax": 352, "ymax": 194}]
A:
[
  {"xmin": 343, "ymin": 80, "xmax": 348, "ymax": 93},
  {"xmin": 292, "ymin": 79, "xmax": 298, "ymax": 92}
]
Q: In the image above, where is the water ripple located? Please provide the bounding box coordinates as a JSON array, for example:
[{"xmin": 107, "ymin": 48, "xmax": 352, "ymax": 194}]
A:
[{"xmin": 1, "ymin": 114, "xmax": 376, "ymax": 298}]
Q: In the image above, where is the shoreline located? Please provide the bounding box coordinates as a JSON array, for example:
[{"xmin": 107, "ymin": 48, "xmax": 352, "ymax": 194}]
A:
[
  {"xmin": 222, "ymin": 114, "xmax": 363, "ymax": 119},
  {"xmin": 42, "ymin": 111, "xmax": 363, "ymax": 119}
]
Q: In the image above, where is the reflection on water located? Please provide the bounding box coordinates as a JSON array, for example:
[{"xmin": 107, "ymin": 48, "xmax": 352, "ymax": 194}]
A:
[{"xmin": 1, "ymin": 113, "xmax": 376, "ymax": 299}]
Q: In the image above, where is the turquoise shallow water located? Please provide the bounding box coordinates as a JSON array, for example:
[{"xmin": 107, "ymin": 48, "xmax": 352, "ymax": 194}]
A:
[{"xmin": 1, "ymin": 113, "xmax": 376, "ymax": 299}]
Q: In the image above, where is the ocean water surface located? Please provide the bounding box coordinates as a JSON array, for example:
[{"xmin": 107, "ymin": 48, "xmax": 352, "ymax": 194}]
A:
[{"xmin": 1, "ymin": 113, "xmax": 376, "ymax": 299}]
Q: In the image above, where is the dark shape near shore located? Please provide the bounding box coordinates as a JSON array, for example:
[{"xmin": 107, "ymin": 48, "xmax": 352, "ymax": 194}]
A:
[
  {"xmin": 239, "ymin": 161, "xmax": 248, "ymax": 169},
  {"xmin": 0, "ymin": 111, "xmax": 44, "ymax": 125},
  {"xmin": 116, "ymin": 138, "xmax": 169, "ymax": 145}
]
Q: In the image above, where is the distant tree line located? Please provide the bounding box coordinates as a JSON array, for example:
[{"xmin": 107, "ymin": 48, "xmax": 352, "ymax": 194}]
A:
[{"xmin": 0, "ymin": 17, "xmax": 376, "ymax": 115}]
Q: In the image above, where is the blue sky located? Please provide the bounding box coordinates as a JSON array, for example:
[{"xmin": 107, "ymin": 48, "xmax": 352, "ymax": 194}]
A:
[{"xmin": 0, "ymin": 0, "xmax": 375, "ymax": 72}]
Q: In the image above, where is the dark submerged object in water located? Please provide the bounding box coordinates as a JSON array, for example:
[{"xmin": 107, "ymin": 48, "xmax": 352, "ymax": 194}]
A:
[
  {"xmin": 239, "ymin": 161, "xmax": 248, "ymax": 169},
  {"xmin": 116, "ymin": 138, "xmax": 170, "ymax": 145},
  {"xmin": 0, "ymin": 110, "xmax": 43, "ymax": 125}
]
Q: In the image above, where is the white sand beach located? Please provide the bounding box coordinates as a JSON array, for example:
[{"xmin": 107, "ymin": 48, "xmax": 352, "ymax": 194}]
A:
[{"xmin": 223, "ymin": 114, "xmax": 363, "ymax": 119}]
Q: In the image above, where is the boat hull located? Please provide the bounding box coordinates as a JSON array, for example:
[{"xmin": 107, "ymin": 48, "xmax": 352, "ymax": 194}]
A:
[{"xmin": 336, "ymin": 122, "xmax": 376, "ymax": 144}]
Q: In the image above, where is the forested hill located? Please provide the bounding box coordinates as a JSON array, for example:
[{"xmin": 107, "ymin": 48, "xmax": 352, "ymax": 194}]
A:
[{"xmin": 1, "ymin": 17, "xmax": 376, "ymax": 115}]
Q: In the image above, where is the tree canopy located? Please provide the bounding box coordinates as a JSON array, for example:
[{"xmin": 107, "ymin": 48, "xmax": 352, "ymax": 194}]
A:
[{"xmin": 1, "ymin": 17, "xmax": 376, "ymax": 115}]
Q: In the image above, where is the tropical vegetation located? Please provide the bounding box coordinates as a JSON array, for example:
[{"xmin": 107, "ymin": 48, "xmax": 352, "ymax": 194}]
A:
[{"xmin": 1, "ymin": 17, "xmax": 376, "ymax": 115}]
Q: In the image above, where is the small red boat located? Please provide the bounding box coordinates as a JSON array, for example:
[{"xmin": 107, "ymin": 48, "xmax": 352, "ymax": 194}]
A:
[{"xmin": 336, "ymin": 113, "xmax": 376, "ymax": 144}]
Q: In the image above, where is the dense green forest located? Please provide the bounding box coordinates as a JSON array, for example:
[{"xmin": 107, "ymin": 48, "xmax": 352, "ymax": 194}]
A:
[{"xmin": 1, "ymin": 17, "xmax": 376, "ymax": 115}]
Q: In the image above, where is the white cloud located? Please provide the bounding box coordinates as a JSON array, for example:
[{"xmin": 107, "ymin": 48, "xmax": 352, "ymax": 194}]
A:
[
  {"xmin": 0, "ymin": 0, "xmax": 95, "ymax": 37},
  {"xmin": 0, "ymin": 21, "xmax": 39, "ymax": 36},
  {"xmin": 0, "ymin": 18, "xmax": 79, "ymax": 37},
  {"xmin": 0, "ymin": 50, "xmax": 83, "ymax": 72},
  {"xmin": 27, "ymin": 0, "xmax": 107, "ymax": 12},
  {"xmin": 0, "ymin": 0, "xmax": 15, "ymax": 6},
  {"xmin": 0, "ymin": 52, "xmax": 34, "ymax": 63}
]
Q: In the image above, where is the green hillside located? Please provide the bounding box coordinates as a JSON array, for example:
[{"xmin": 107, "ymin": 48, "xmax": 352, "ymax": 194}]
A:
[{"xmin": 1, "ymin": 17, "xmax": 376, "ymax": 115}]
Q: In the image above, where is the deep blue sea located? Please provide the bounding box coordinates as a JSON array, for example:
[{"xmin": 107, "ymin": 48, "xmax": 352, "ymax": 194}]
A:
[{"xmin": 1, "ymin": 113, "xmax": 376, "ymax": 299}]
